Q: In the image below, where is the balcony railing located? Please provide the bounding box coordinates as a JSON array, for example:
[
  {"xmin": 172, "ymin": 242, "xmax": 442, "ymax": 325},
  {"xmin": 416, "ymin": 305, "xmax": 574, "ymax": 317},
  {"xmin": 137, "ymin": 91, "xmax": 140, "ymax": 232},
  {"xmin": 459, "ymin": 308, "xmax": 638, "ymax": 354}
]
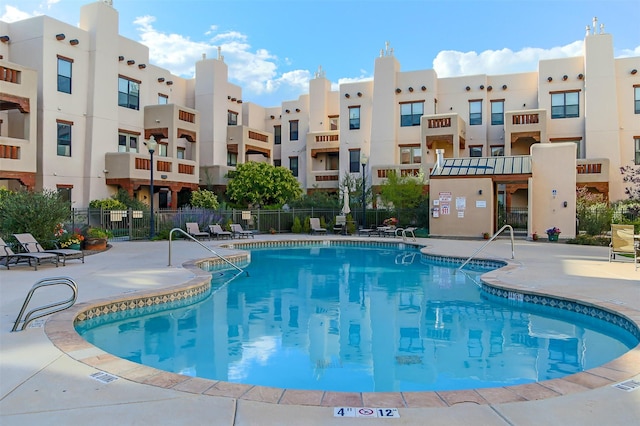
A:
[
  {"xmin": 511, "ymin": 113, "xmax": 539, "ymax": 125},
  {"xmin": 1, "ymin": 66, "xmax": 20, "ymax": 84},
  {"xmin": 427, "ymin": 117, "xmax": 451, "ymax": 128},
  {"xmin": 0, "ymin": 144, "xmax": 20, "ymax": 159}
]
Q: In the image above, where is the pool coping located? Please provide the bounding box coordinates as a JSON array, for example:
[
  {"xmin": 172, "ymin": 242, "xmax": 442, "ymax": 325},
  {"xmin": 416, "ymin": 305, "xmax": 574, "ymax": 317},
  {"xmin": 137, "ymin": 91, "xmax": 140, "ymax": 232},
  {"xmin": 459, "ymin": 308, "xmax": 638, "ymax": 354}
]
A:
[{"xmin": 45, "ymin": 239, "xmax": 640, "ymax": 408}]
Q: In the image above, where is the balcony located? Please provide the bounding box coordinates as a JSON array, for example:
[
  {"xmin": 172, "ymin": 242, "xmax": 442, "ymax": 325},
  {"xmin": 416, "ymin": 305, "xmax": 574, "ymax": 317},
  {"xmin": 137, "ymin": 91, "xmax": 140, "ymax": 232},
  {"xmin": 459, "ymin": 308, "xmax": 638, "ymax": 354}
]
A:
[
  {"xmin": 309, "ymin": 170, "xmax": 340, "ymax": 190},
  {"xmin": 422, "ymin": 114, "xmax": 466, "ymax": 156},
  {"xmin": 105, "ymin": 152, "xmax": 198, "ymax": 185},
  {"xmin": 227, "ymin": 125, "xmax": 273, "ymax": 161},
  {"xmin": 371, "ymin": 164, "xmax": 430, "ymax": 187},
  {"xmin": 505, "ymin": 109, "xmax": 547, "ymax": 155},
  {"xmin": 308, "ymin": 130, "xmax": 339, "ymax": 158},
  {"xmin": 576, "ymin": 158, "xmax": 609, "ymax": 183}
]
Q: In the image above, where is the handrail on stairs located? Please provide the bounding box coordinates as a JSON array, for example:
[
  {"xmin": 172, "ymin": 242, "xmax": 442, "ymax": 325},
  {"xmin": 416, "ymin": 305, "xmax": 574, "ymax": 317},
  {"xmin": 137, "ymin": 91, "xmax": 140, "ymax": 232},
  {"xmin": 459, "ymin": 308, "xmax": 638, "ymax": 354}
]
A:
[
  {"xmin": 457, "ymin": 224, "xmax": 515, "ymax": 271},
  {"xmin": 12, "ymin": 276, "xmax": 78, "ymax": 332},
  {"xmin": 168, "ymin": 228, "xmax": 248, "ymax": 276}
]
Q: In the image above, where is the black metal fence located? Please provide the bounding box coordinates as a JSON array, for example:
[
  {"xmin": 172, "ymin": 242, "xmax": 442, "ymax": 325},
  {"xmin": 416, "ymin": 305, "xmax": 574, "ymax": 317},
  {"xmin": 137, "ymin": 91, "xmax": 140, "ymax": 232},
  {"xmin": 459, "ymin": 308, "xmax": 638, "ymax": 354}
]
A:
[{"xmin": 66, "ymin": 207, "xmax": 429, "ymax": 241}]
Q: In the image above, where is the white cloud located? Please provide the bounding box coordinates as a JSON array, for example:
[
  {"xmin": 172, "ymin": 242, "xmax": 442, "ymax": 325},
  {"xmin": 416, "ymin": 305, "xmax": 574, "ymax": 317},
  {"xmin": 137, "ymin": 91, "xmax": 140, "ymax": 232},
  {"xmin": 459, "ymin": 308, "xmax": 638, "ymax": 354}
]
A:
[
  {"xmin": 433, "ymin": 41, "xmax": 584, "ymax": 77},
  {"xmin": 1, "ymin": 5, "xmax": 37, "ymax": 22}
]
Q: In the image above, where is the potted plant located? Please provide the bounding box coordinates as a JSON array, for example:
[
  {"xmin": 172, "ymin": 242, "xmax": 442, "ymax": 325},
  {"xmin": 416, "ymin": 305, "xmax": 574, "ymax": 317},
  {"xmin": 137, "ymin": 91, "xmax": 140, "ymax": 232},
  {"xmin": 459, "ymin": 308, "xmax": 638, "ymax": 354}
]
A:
[
  {"xmin": 84, "ymin": 227, "xmax": 110, "ymax": 250},
  {"xmin": 532, "ymin": 231, "xmax": 539, "ymax": 241},
  {"xmin": 269, "ymin": 227, "xmax": 276, "ymax": 235},
  {"xmin": 59, "ymin": 230, "xmax": 84, "ymax": 250},
  {"xmin": 383, "ymin": 217, "xmax": 398, "ymax": 227},
  {"xmin": 546, "ymin": 227, "xmax": 561, "ymax": 242},
  {"xmin": 483, "ymin": 232, "xmax": 490, "ymax": 239}
]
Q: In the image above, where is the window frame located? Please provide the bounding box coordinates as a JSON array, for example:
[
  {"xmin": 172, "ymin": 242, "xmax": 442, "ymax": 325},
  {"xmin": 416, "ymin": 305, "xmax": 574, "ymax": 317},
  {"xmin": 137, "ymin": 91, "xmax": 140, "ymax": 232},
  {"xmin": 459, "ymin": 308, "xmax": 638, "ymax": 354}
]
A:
[
  {"xmin": 490, "ymin": 145, "xmax": 504, "ymax": 157},
  {"xmin": 118, "ymin": 75, "xmax": 140, "ymax": 110},
  {"xmin": 289, "ymin": 120, "xmax": 299, "ymax": 141},
  {"xmin": 469, "ymin": 145, "xmax": 483, "ymax": 157},
  {"xmin": 274, "ymin": 125, "xmax": 281, "ymax": 145},
  {"xmin": 349, "ymin": 150, "xmax": 360, "ymax": 173},
  {"xmin": 118, "ymin": 131, "xmax": 139, "ymax": 153},
  {"xmin": 634, "ymin": 86, "xmax": 640, "ymax": 114},
  {"xmin": 57, "ymin": 55, "xmax": 72, "ymax": 94},
  {"xmin": 469, "ymin": 100, "xmax": 482, "ymax": 125},
  {"xmin": 289, "ymin": 156, "xmax": 299, "ymax": 177},
  {"xmin": 399, "ymin": 145, "xmax": 421, "ymax": 164},
  {"xmin": 400, "ymin": 101, "xmax": 424, "ymax": 127},
  {"xmin": 158, "ymin": 93, "xmax": 168, "ymax": 105},
  {"xmin": 490, "ymin": 100, "xmax": 504, "ymax": 125},
  {"xmin": 348, "ymin": 106, "xmax": 360, "ymax": 130},
  {"xmin": 634, "ymin": 137, "xmax": 640, "ymax": 165},
  {"xmin": 227, "ymin": 151, "xmax": 237, "ymax": 167},
  {"xmin": 228, "ymin": 110, "xmax": 238, "ymax": 126},
  {"xmin": 551, "ymin": 90, "xmax": 580, "ymax": 119},
  {"xmin": 56, "ymin": 120, "xmax": 72, "ymax": 157}
]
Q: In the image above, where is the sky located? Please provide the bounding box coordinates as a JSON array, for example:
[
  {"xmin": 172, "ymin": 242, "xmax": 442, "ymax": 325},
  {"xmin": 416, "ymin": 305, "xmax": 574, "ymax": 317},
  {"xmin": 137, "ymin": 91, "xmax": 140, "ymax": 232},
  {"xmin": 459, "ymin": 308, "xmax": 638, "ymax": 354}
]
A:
[{"xmin": 2, "ymin": 0, "xmax": 639, "ymax": 107}]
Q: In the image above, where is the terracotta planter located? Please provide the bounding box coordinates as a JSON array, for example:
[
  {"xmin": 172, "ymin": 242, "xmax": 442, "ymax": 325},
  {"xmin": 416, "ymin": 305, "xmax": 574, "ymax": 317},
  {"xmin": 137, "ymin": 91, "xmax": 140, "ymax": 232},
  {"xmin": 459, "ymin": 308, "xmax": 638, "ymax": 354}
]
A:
[{"xmin": 84, "ymin": 237, "xmax": 107, "ymax": 250}]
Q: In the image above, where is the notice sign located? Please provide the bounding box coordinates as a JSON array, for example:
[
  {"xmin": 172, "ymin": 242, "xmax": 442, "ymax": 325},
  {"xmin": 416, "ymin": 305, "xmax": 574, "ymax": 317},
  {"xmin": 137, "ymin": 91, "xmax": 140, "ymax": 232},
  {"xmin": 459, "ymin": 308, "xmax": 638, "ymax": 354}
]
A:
[
  {"xmin": 440, "ymin": 203, "xmax": 450, "ymax": 215},
  {"xmin": 334, "ymin": 407, "xmax": 400, "ymax": 418},
  {"xmin": 476, "ymin": 200, "xmax": 486, "ymax": 208},
  {"xmin": 439, "ymin": 192, "xmax": 452, "ymax": 202},
  {"xmin": 456, "ymin": 197, "xmax": 466, "ymax": 210}
]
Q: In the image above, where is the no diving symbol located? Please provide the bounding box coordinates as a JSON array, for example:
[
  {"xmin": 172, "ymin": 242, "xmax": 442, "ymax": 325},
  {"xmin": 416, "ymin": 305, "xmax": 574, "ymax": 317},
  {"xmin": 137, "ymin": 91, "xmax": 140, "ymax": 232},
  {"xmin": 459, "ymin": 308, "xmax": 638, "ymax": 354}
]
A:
[{"xmin": 358, "ymin": 408, "xmax": 375, "ymax": 417}]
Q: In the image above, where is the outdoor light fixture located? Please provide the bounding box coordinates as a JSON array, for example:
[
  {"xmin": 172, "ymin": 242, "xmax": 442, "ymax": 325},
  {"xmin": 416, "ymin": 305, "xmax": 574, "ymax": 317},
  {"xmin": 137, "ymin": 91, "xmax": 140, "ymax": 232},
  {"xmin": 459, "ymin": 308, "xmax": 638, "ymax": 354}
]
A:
[{"xmin": 147, "ymin": 136, "xmax": 158, "ymax": 239}]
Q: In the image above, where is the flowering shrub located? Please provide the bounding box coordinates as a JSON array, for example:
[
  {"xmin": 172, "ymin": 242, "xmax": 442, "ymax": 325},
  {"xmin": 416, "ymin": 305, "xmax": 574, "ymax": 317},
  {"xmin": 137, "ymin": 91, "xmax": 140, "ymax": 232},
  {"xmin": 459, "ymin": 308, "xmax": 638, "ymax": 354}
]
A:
[
  {"xmin": 383, "ymin": 217, "xmax": 398, "ymax": 227},
  {"xmin": 546, "ymin": 227, "xmax": 561, "ymax": 236}
]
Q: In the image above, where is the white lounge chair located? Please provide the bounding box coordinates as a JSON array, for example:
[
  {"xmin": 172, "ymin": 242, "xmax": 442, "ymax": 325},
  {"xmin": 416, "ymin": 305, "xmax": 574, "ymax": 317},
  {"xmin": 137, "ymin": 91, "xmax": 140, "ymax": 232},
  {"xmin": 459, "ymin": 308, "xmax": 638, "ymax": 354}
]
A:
[
  {"xmin": 13, "ymin": 233, "xmax": 84, "ymax": 266},
  {"xmin": 609, "ymin": 224, "xmax": 639, "ymax": 270},
  {"xmin": 310, "ymin": 218, "xmax": 327, "ymax": 234},
  {"xmin": 231, "ymin": 224, "xmax": 254, "ymax": 238},
  {"xmin": 185, "ymin": 223, "xmax": 210, "ymax": 240},
  {"xmin": 1, "ymin": 237, "xmax": 59, "ymax": 270},
  {"xmin": 208, "ymin": 224, "xmax": 233, "ymax": 239}
]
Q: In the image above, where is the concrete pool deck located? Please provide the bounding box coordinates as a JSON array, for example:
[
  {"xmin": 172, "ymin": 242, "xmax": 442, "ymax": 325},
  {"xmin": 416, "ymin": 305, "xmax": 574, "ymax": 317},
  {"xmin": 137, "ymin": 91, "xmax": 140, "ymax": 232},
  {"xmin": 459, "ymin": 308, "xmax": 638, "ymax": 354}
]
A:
[{"xmin": 1, "ymin": 235, "xmax": 639, "ymax": 425}]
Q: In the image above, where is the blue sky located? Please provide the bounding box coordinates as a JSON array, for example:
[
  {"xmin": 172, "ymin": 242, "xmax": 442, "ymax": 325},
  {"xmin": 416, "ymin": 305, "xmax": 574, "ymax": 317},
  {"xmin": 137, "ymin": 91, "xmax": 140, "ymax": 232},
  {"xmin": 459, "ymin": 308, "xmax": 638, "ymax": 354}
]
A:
[{"xmin": 3, "ymin": 0, "xmax": 639, "ymax": 107}]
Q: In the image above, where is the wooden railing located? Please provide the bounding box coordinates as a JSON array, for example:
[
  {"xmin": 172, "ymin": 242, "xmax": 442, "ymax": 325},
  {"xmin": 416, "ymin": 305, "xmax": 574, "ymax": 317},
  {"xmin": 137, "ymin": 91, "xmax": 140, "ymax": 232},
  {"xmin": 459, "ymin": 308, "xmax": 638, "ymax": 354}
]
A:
[
  {"xmin": 1, "ymin": 66, "xmax": 20, "ymax": 83},
  {"xmin": 576, "ymin": 162, "xmax": 602, "ymax": 174},
  {"xmin": 315, "ymin": 174, "xmax": 339, "ymax": 181},
  {"xmin": 248, "ymin": 131, "xmax": 268, "ymax": 142},
  {"xmin": 511, "ymin": 113, "xmax": 539, "ymax": 125},
  {"xmin": 0, "ymin": 144, "xmax": 20, "ymax": 159},
  {"xmin": 178, "ymin": 163, "xmax": 195, "ymax": 175},
  {"xmin": 157, "ymin": 160, "xmax": 172, "ymax": 172},
  {"xmin": 178, "ymin": 110, "xmax": 195, "ymax": 123},
  {"xmin": 427, "ymin": 117, "xmax": 451, "ymax": 128},
  {"xmin": 315, "ymin": 134, "xmax": 339, "ymax": 142},
  {"xmin": 377, "ymin": 168, "xmax": 421, "ymax": 178},
  {"xmin": 135, "ymin": 157, "xmax": 150, "ymax": 170}
]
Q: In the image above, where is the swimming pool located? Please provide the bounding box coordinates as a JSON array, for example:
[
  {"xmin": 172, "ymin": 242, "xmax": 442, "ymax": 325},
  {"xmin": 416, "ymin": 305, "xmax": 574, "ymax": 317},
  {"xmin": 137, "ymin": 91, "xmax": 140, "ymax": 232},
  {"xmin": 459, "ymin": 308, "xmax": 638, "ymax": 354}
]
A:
[{"xmin": 76, "ymin": 243, "xmax": 638, "ymax": 392}]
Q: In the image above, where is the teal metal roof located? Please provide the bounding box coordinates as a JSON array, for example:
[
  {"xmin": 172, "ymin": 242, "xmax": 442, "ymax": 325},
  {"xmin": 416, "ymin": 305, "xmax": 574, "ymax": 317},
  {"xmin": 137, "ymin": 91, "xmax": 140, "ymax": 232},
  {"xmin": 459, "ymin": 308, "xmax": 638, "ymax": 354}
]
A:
[{"xmin": 430, "ymin": 156, "xmax": 532, "ymax": 177}]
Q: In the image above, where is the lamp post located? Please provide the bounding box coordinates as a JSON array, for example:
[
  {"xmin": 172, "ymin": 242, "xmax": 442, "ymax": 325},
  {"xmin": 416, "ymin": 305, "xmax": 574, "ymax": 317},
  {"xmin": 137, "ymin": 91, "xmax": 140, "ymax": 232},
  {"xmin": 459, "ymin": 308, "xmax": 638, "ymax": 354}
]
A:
[
  {"xmin": 147, "ymin": 136, "xmax": 157, "ymax": 240},
  {"xmin": 361, "ymin": 154, "xmax": 368, "ymax": 229}
]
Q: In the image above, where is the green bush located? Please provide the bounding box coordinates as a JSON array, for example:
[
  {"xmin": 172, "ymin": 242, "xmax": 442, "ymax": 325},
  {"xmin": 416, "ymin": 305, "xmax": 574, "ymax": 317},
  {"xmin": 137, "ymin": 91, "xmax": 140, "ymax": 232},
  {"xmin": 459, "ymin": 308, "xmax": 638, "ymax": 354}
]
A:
[
  {"xmin": 190, "ymin": 189, "xmax": 219, "ymax": 209},
  {"xmin": 0, "ymin": 189, "xmax": 70, "ymax": 248},
  {"xmin": 89, "ymin": 198, "xmax": 127, "ymax": 210},
  {"xmin": 291, "ymin": 217, "xmax": 302, "ymax": 233}
]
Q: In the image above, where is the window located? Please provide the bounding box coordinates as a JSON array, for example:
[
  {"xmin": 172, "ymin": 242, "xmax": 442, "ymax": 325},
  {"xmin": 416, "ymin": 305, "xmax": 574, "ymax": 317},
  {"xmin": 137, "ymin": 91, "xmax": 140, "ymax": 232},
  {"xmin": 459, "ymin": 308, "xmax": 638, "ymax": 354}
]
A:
[
  {"xmin": 490, "ymin": 146, "xmax": 504, "ymax": 157},
  {"xmin": 635, "ymin": 137, "xmax": 640, "ymax": 165},
  {"xmin": 158, "ymin": 143, "xmax": 167, "ymax": 157},
  {"xmin": 326, "ymin": 152, "xmax": 339, "ymax": 170},
  {"xmin": 349, "ymin": 107, "xmax": 360, "ymax": 130},
  {"xmin": 400, "ymin": 146, "xmax": 421, "ymax": 164},
  {"xmin": 118, "ymin": 132, "xmax": 138, "ymax": 153},
  {"xmin": 469, "ymin": 100, "xmax": 482, "ymax": 125},
  {"xmin": 274, "ymin": 125, "xmax": 281, "ymax": 145},
  {"xmin": 635, "ymin": 86, "xmax": 640, "ymax": 114},
  {"xmin": 469, "ymin": 146, "xmax": 483, "ymax": 157},
  {"xmin": 400, "ymin": 101, "xmax": 423, "ymax": 127},
  {"xmin": 289, "ymin": 156, "xmax": 299, "ymax": 177},
  {"xmin": 349, "ymin": 150, "xmax": 360, "ymax": 173},
  {"xmin": 228, "ymin": 110, "xmax": 238, "ymax": 126},
  {"xmin": 290, "ymin": 120, "xmax": 299, "ymax": 141},
  {"xmin": 227, "ymin": 151, "xmax": 237, "ymax": 166},
  {"xmin": 57, "ymin": 186, "xmax": 72, "ymax": 206},
  {"xmin": 57, "ymin": 121, "xmax": 72, "ymax": 157},
  {"xmin": 551, "ymin": 91, "xmax": 579, "ymax": 118},
  {"xmin": 490, "ymin": 100, "xmax": 504, "ymax": 125},
  {"xmin": 118, "ymin": 76, "xmax": 140, "ymax": 110},
  {"xmin": 158, "ymin": 94, "xmax": 168, "ymax": 105},
  {"xmin": 273, "ymin": 159, "xmax": 281, "ymax": 167},
  {"xmin": 57, "ymin": 56, "xmax": 72, "ymax": 94},
  {"xmin": 177, "ymin": 147, "xmax": 185, "ymax": 159},
  {"xmin": 330, "ymin": 117, "xmax": 339, "ymax": 130}
]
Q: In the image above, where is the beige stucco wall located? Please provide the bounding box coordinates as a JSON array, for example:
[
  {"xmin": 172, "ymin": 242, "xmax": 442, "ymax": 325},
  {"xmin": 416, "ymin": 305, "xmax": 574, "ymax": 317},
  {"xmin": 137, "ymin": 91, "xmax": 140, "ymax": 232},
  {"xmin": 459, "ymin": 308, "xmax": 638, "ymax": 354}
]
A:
[
  {"xmin": 428, "ymin": 177, "xmax": 494, "ymax": 238},
  {"xmin": 529, "ymin": 143, "xmax": 577, "ymax": 240}
]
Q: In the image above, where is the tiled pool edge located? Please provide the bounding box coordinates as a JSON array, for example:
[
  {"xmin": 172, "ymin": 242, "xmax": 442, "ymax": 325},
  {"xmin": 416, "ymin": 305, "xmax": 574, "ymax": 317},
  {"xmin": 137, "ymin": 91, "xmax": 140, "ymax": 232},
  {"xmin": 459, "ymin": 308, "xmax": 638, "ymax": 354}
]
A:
[{"xmin": 45, "ymin": 240, "xmax": 640, "ymax": 409}]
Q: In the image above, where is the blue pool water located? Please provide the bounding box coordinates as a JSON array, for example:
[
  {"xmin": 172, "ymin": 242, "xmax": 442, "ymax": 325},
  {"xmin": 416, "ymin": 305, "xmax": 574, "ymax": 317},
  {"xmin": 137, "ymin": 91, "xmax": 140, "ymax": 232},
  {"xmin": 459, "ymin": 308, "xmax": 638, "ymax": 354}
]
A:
[{"xmin": 76, "ymin": 244, "xmax": 638, "ymax": 392}]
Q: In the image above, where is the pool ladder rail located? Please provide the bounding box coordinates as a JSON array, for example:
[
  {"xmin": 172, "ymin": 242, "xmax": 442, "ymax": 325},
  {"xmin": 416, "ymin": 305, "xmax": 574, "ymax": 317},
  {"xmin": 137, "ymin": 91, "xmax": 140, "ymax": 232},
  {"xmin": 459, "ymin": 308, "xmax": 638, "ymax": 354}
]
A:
[
  {"xmin": 458, "ymin": 224, "xmax": 515, "ymax": 271},
  {"xmin": 168, "ymin": 227, "xmax": 248, "ymax": 276},
  {"xmin": 12, "ymin": 276, "xmax": 78, "ymax": 332}
]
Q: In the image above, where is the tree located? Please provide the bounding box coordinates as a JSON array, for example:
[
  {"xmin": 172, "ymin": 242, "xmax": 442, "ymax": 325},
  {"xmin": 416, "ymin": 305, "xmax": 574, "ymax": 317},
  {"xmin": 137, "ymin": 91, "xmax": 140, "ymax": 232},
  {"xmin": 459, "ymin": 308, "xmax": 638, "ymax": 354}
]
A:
[
  {"xmin": 226, "ymin": 162, "xmax": 303, "ymax": 207},
  {"xmin": 0, "ymin": 189, "xmax": 71, "ymax": 247},
  {"xmin": 620, "ymin": 163, "xmax": 640, "ymax": 200},
  {"xmin": 378, "ymin": 170, "xmax": 426, "ymax": 210},
  {"xmin": 190, "ymin": 189, "xmax": 219, "ymax": 209}
]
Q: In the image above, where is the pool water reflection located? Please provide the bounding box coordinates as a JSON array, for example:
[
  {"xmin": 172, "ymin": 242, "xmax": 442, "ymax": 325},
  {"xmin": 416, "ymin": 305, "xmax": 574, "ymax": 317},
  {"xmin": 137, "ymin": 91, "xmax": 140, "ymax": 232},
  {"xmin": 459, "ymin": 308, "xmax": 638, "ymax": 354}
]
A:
[{"xmin": 76, "ymin": 245, "xmax": 638, "ymax": 392}]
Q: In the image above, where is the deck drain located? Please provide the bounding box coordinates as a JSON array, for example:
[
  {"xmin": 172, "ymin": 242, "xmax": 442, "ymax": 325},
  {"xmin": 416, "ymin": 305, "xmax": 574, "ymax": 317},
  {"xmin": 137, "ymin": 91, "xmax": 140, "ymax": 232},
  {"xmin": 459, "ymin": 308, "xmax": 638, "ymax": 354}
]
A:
[
  {"xmin": 90, "ymin": 371, "xmax": 119, "ymax": 384},
  {"xmin": 612, "ymin": 380, "xmax": 640, "ymax": 392}
]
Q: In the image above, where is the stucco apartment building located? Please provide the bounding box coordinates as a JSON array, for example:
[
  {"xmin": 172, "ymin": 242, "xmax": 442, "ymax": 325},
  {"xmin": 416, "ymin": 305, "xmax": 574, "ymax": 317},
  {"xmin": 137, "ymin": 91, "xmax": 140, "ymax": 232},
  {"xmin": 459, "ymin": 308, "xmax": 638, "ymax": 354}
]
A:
[{"xmin": 1, "ymin": 1, "xmax": 638, "ymax": 238}]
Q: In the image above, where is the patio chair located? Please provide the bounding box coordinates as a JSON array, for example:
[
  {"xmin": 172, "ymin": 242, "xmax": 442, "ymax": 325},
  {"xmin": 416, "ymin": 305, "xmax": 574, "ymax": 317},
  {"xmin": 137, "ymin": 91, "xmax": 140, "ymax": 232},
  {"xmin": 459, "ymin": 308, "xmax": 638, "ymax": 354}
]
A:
[
  {"xmin": 13, "ymin": 233, "xmax": 84, "ymax": 266},
  {"xmin": 208, "ymin": 224, "xmax": 233, "ymax": 240},
  {"xmin": 231, "ymin": 223, "xmax": 254, "ymax": 239},
  {"xmin": 333, "ymin": 215, "xmax": 346, "ymax": 234},
  {"xmin": 609, "ymin": 224, "xmax": 637, "ymax": 262},
  {"xmin": 310, "ymin": 218, "xmax": 327, "ymax": 234},
  {"xmin": 185, "ymin": 223, "xmax": 210, "ymax": 240},
  {"xmin": 1, "ymin": 237, "xmax": 59, "ymax": 270}
]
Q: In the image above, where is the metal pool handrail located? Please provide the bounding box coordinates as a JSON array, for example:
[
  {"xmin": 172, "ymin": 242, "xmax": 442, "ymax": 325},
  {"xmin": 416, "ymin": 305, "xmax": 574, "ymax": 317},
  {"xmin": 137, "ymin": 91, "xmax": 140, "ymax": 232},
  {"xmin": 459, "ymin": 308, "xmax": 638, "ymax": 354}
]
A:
[
  {"xmin": 168, "ymin": 228, "xmax": 248, "ymax": 276},
  {"xmin": 458, "ymin": 224, "xmax": 515, "ymax": 271},
  {"xmin": 12, "ymin": 276, "xmax": 78, "ymax": 332}
]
